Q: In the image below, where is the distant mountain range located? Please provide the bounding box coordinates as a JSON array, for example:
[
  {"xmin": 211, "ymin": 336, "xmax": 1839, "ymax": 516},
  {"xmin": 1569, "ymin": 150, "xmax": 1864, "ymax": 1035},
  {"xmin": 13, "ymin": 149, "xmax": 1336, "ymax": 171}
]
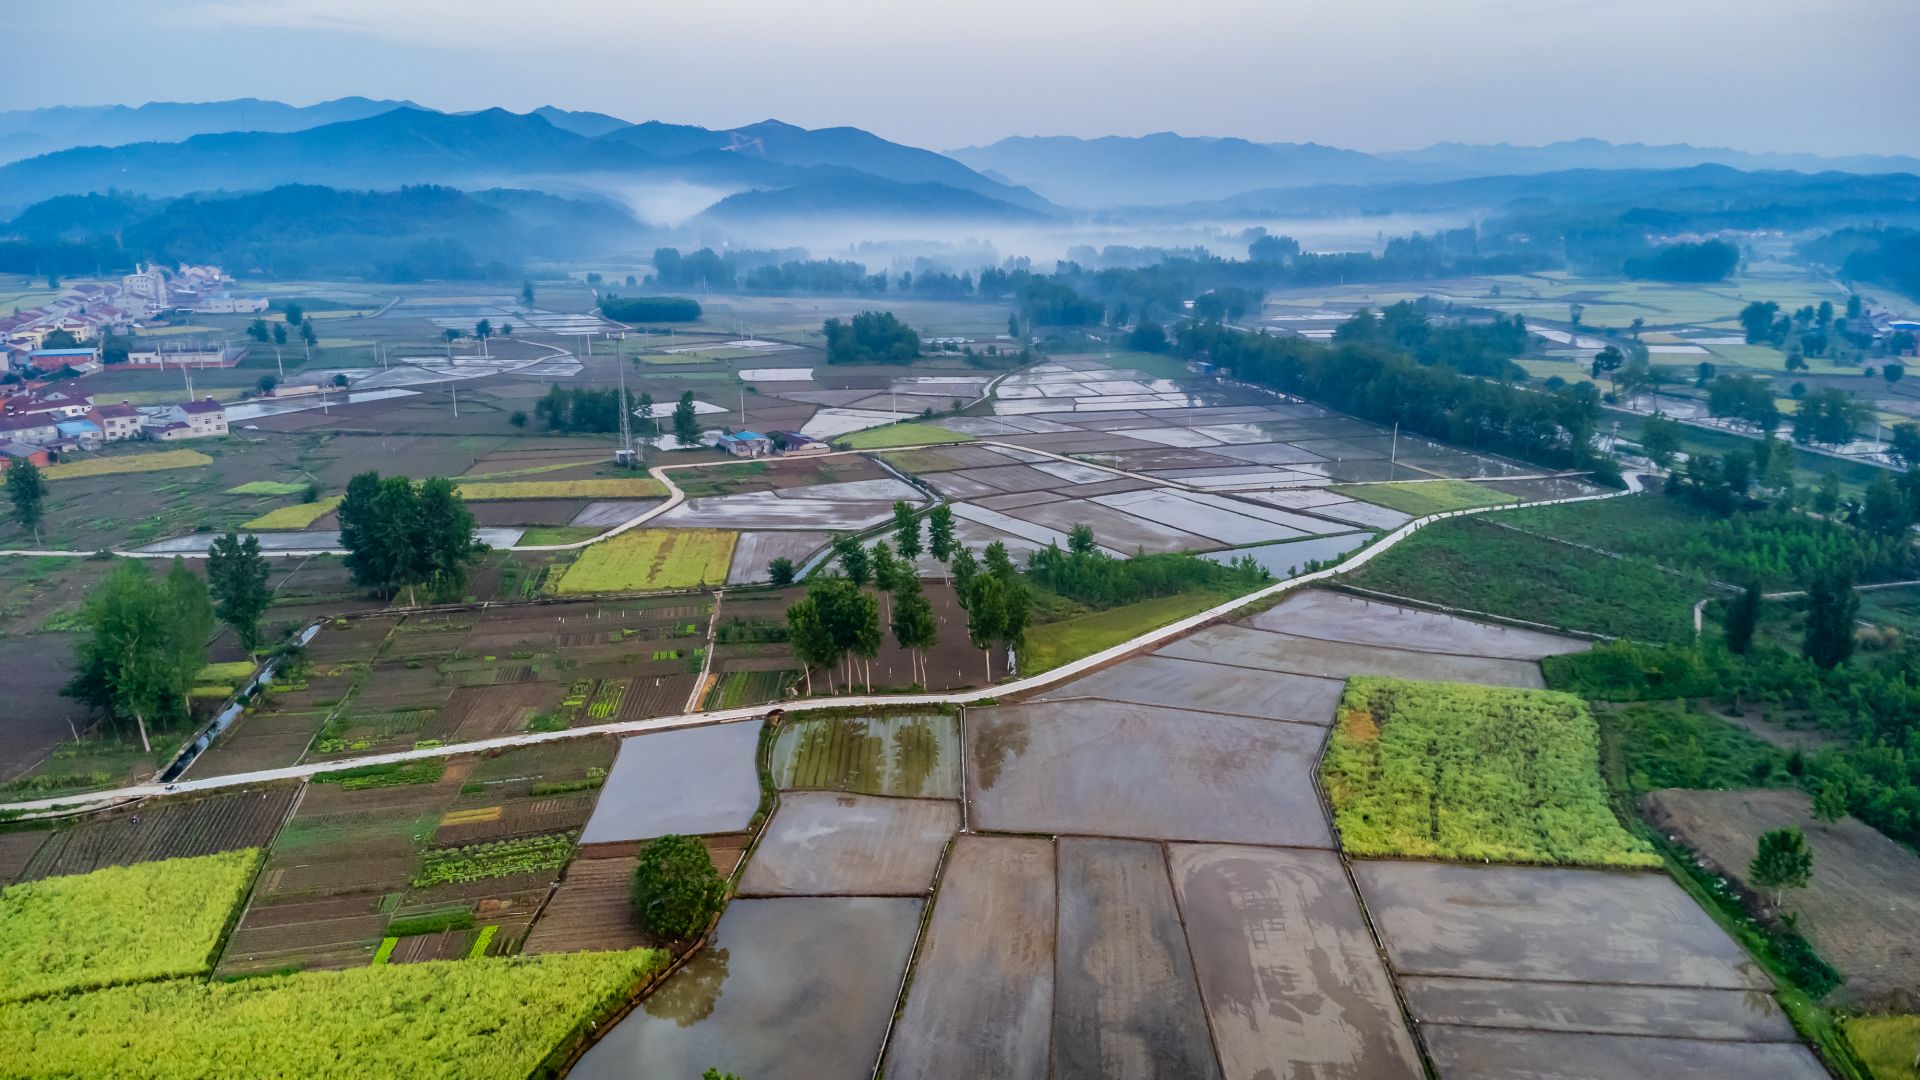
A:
[
  {"xmin": 0, "ymin": 103, "xmax": 1058, "ymax": 226},
  {"xmin": 0, "ymin": 97, "xmax": 416, "ymax": 165},
  {"xmin": 950, "ymin": 132, "xmax": 1920, "ymax": 208}
]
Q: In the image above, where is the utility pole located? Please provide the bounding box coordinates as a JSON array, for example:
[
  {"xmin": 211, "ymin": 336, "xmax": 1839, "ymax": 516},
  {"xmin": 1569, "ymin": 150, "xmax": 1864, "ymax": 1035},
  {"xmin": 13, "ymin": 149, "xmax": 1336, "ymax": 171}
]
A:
[
  {"xmin": 450, "ymin": 382, "xmax": 459, "ymax": 418},
  {"xmin": 1391, "ymin": 422, "xmax": 1399, "ymax": 469},
  {"xmin": 615, "ymin": 345, "xmax": 637, "ymax": 468}
]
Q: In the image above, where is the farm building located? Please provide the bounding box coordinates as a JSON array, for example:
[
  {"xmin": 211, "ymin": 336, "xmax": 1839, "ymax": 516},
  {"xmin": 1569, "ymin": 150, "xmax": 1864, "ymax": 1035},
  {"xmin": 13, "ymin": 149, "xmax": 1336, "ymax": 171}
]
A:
[
  {"xmin": 719, "ymin": 430, "xmax": 773, "ymax": 458},
  {"xmin": 143, "ymin": 398, "xmax": 229, "ymax": 440}
]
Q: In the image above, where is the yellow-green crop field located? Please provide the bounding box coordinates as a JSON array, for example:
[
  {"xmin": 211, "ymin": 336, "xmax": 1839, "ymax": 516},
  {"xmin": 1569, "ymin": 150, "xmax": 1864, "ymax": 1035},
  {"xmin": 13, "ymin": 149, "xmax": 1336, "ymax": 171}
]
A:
[
  {"xmin": 837, "ymin": 423, "xmax": 976, "ymax": 450},
  {"xmin": 1321, "ymin": 677, "xmax": 1660, "ymax": 867},
  {"xmin": 42, "ymin": 450, "xmax": 213, "ymax": 481},
  {"xmin": 0, "ymin": 949, "xmax": 665, "ymax": 1080},
  {"xmin": 243, "ymin": 496, "xmax": 340, "ymax": 530},
  {"xmin": 462, "ymin": 459, "xmax": 601, "ymax": 481},
  {"xmin": 456, "ymin": 478, "xmax": 667, "ymax": 501},
  {"xmin": 196, "ymin": 661, "xmax": 257, "ymax": 684},
  {"xmin": 0, "ymin": 849, "xmax": 262, "ymax": 1004},
  {"xmin": 226, "ymin": 481, "xmax": 308, "ymax": 496},
  {"xmin": 1847, "ymin": 1015, "xmax": 1919, "ymax": 1079},
  {"xmin": 553, "ymin": 528, "xmax": 736, "ymax": 594},
  {"xmin": 1333, "ymin": 479, "xmax": 1518, "ymax": 516}
]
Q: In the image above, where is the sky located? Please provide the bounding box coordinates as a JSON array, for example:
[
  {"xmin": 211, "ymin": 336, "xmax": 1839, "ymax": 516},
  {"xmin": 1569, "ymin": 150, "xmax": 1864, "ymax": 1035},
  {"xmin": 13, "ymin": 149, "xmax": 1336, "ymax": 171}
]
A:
[{"xmin": 5, "ymin": 0, "xmax": 1916, "ymax": 157}]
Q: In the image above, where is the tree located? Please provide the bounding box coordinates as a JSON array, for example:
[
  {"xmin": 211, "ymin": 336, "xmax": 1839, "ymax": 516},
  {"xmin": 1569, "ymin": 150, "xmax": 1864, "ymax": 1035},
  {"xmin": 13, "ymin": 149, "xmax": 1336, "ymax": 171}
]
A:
[
  {"xmin": 246, "ymin": 318, "xmax": 270, "ymax": 343},
  {"xmin": 415, "ymin": 477, "xmax": 484, "ymax": 602},
  {"xmin": 1885, "ymin": 363, "xmax": 1905, "ymax": 386},
  {"xmin": 206, "ymin": 531, "xmax": 272, "ymax": 654},
  {"xmin": 786, "ymin": 594, "xmax": 835, "ymax": 694},
  {"xmin": 1814, "ymin": 473, "xmax": 1842, "ymax": 517},
  {"xmin": 1067, "ymin": 523, "xmax": 1098, "ymax": 556},
  {"xmin": 891, "ymin": 574, "xmax": 938, "ymax": 687},
  {"xmin": 521, "ymin": 280, "xmax": 535, "ymax": 306},
  {"xmin": 1813, "ymin": 781, "xmax": 1848, "ymax": 826},
  {"xmin": 982, "ymin": 540, "xmax": 1016, "ymax": 581},
  {"xmin": 630, "ymin": 835, "xmax": 725, "ymax": 940},
  {"xmin": 833, "ymin": 535, "xmax": 871, "ymax": 587},
  {"xmin": 1862, "ymin": 474, "xmax": 1910, "ymax": 536},
  {"xmin": 950, "ymin": 545, "xmax": 979, "ymax": 603},
  {"xmin": 1748, "ymin": 826, "xmax": 1813, "ymax": 909},
  {"xmin": 964, "ymin": 572, "xmax": 1006, "ymax": 683},
  {"xmin": 1638, "ymin": 413, "xmax": 1683, "ymax": 470},
  {"xmin": 636, "ymin": 392, "xmax": 656, "ymax": 437},
  {"xmin": 767, "ymin": 557, "xmax": 796, "ymax": 587},
  {"xmin": 1740, "ymin": 301, "xmax": 1783, "ymax": 345},
  {"xmin": 1802, "ymin": 564, "xmax": 1858, "ymax": 669},
  {"xmin": 256, "ymin": 375, "xmax": 278, "ymax": 395},
  {"xmin": 282, "ymin": 303, "xmax": 304, "ymax": 327},
  {"xmin": 509, "ymin": 410, "xmax": 528, "ymax": 429},
  {"xmin": 1888, "ymin": 423, "xmax": 1920, "ymax": 468},
  {"xmin": 927, "ymin": 504, "xmax": 955, "ymax": 576},
  {"xmin": 5, "ymin": 457, "xmax": 47, "ymax": 544},
  {"xmin": 474, "ymin": 319, "xmax": 492, "ymax": 356},
  {"xmin": 1792, "ymin": 388, "xmax": 1867, "ymax": 448},
  {"xmin": 672, "ymin": 391, "xmax": 701, "ymax": 447},
  {"xmin": 1591, "ymin": 344, "xmax": 1625, "ymax": 382},
  {"xmin": 271, "ymin": 322, "xmax": 288, "ymax": 347},
  {"xmin": 1723, "ymin": 582, "xmax": 1762, "ymax": 655},
  {"xmin": 823, "ymin": 312, "xmax": 921, "ymax": 364},
  {"xmin": 64, "ymin": 559, "xmax": 210, "ymax": 753},
  {"xmin": 892, "ymin": 501, "xmax": 923, "ymax": 561}
]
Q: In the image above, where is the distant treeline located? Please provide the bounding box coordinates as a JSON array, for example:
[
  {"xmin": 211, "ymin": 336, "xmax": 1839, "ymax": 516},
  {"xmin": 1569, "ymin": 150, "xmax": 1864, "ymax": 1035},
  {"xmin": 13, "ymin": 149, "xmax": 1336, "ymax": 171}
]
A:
[
  {"xmin": 1623, "ymin": 239, "xmax": 1739, "ymax": 282},
  {"xmin": 1177, "ymin": 316, "xmax": 1613, "ymax": 475},
  {"xmin": 599, "ymin": 295, "xmax": 701, "ymax": 322},
  {"xmin": 1801, "ymin": 227, "xmax": 1920, "ymax": 300},
  {"xmin": 824, "ymin": 311, "xmax": 919, "ymax": 364}
]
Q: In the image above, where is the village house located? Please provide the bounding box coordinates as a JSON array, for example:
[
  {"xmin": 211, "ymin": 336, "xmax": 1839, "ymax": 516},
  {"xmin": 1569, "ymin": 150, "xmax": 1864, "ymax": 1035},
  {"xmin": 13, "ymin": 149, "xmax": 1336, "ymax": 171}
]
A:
[
  {"xmin": 0, "ymin": 442, "xmax": 51, "ymax": 471},
  {"xmin": 144, "ymin": 398, "xmax": 229, "ymax": 441},
  {"xmin": 772, "ymin": 431, "xmax": 830, "ymax": 456},
  {"xmin": 90, "ymin": 401, "xmax": 142, "ymax": 442},
  {"xmin": 717, "ymin": 430, "xmax": 774, "ymax": 458},
  {"xmin": 0, "ymin": 412, "xmax": 60, "ymax": 446}
]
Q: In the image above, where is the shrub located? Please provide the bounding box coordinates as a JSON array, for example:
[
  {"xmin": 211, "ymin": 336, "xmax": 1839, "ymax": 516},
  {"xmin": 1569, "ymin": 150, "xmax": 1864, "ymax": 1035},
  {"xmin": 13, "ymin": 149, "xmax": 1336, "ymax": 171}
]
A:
[{"xmin": 630, "ymin": 834, "xmax": 725, "ymax": 940}]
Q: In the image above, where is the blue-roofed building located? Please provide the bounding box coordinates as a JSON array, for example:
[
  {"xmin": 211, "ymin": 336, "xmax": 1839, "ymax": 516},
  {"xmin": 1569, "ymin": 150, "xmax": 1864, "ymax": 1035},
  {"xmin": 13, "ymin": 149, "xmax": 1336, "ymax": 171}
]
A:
[
  {"xmin": 717, "ymin": 430, "xmax": 772, "ymax": 458},
  {"xmin": 56, "ymin": 419, "xmax": 102, "ymax": 449}
]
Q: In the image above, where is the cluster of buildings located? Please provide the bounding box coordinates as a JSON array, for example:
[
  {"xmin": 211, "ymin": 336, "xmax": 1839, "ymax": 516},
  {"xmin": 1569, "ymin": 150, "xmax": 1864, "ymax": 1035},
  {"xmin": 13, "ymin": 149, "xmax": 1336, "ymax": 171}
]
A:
[
  {"xmin": 715, "ymin": 430, "xmax": 829, "ymax": 458},
  {"xmin": 2, "ymin": 265, "xmax": 260, "ymax": 375},
  {"xmin": 0, "ymin": 384, "xmax": 229, "ymax": 469}
]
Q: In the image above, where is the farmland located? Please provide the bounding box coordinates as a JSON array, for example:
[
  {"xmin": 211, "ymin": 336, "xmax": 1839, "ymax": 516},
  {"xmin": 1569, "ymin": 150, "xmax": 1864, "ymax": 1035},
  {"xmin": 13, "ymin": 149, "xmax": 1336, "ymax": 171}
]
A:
[
  {"xmin": 0, "ymin": 849, "xmax": 260, "ymax": 1002},
  {"xmin": 243, "ymin": 496, "xmax": 341, "ymax": 529},
  {"xmin": 837, "ymin": 422, "xmax": 977, "ymax": 449},
  {"xmin": 0, "ymin": 949, "xmax": 666, "ymax": 1080},
  {"xmin": 455, "ymin": 477, "xmax": 666, "ymax": 501},
  {"xmin": 41, "ymin": 449, "xmax": 213, "ymax": 481},
  {"xmin": 1848, "ymin": 1016, "xmax": 1920, "ymax": 1080},
  {"xmin": 552, "ymin": 528, "xmax": 736, "ymax": 593},
  {"xmin": 1323, "ymin": 678, "xmax": 1659, "ymax": 867},
  {"xmin": 1333, "ymin": 478, "xmax": 1518, "ymax": 516}
]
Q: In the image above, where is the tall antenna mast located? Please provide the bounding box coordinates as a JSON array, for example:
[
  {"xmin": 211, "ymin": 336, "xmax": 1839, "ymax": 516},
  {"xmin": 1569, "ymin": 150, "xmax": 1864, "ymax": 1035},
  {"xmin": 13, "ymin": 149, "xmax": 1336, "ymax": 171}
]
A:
[{"xmin": 615, "ymin": 346, "xmax": 636, "ymax": 467}]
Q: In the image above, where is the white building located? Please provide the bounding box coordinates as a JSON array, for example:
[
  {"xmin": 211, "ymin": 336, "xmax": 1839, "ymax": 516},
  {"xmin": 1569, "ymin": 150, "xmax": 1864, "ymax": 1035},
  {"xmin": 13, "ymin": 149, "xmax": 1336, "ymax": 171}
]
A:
[{"xmin": 144, "ymin": 398, "xmax": 229, "ymax": 440}]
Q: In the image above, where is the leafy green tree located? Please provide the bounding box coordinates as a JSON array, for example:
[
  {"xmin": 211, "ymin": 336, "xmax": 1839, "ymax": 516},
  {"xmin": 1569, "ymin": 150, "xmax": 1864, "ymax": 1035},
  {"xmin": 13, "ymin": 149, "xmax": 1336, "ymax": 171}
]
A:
[
  {"xmin": 1861, "ymin": 474, "xmax": 1910, "ymax": 536},
  {"xmin": 1067, "ymin": 523, "xmax": 1098, "ymax": 556},
  {"xmin": 1802, "ymin": 564, "xmax": 1858, "ymax": 669},
  {"xmin": 272, "ymin": 322, "xmax": 287, "ymax": 347},
  {"xmin": 950, "ymin": 545, "xmax": 979, "ymax": 605},
  {"xmin": 703, "ymin": 1070, "xmax": 742, "ymax": 1080},
  {"xmin": 1637, "ymin": 413, "xmax": 1683, "ymax": 470},
  {"xmin": 5, "ymin": 456, "xmax": 48, "ymax": 544},
  {"xmin": 834, "ymin": 535, "xmax": 871, "ymax": 587},
  {"xmin": 1812, "ymin": 781, "xmax": 1848, "ymax": 826},
  {"xmin": 1888, "ymin": 423, "xmax": 1920, "ymax": 467},
  {"xmin": 982, "ymin": 540, "xmax": 1016, "ymax": 581},
  {"xmin": 892, "ymin": 501, "xmax": 923, "ymax": 560},
  {"xmin": 927, "ymin": 504, "xmax": 955, "ymax": 576},
  {"xmin": 767, "ymin": 557, "xmax": 796, "ymax": 587},
  {"xmin": 1723, "ymin": 582, "xmax": 1762, "ymax": 655},
  {"xmin": 964, "ymin": 572, "xmax": 1006, "ymax": 683},
  {"xmin": 281, "ymin": 303, "xmax": 304, "ymax": 327},
  {"xmin": 870, "ymin": 541, "xmax": 900, "ymax": 622},
  {"xmin": 246, "ymin": 318, "xmax": 270, "ymax": 343},
  {"xmin": 206, "ymin": 531, "xmax": 272, "ymax": 654},
  {"xmin": 1813, "ymin": 474, "xmax": 1842, "ymax": 518},
  {"xmin": 891, "ymin": 574, "xmax": 938, "ymax": 687},
  {"xmin": 673, "ymin": 391, "xmax": 701, "ymax": 447},
  {"xmin": 63, "ymin": 560, "xmax": 210, "ymax": 753},
  {"xmin": 630, "ymin": 835, "xmax": 725, "ymax": 940},
  {"xmin": 509, "ymin": 410, "xmax": 528, "ymax": 429},
  {"xmin": 1748, "ymin": 826, "xmax": 1813, "ymax": 908},
  {"xmin": 822, "ymin": 311, "xmax": 921, "ymax": 364},
  {"xmin": 337, "ymin": 471, "xmax": 481, "ymax": 604},
  {"xmin": 416, "ymin": 477, "xmax": 484, "ymax": 602},
  {"xmin": 521, "ymin": 280, "xmax": 535, "ymax": 306},
  {"xmin": 1792, "ymin": 388, "xmax": 1866, "ymax": 448},
  {"xmin": 785, "ymin": 593, "xmax": 834, "ymax": 694}
]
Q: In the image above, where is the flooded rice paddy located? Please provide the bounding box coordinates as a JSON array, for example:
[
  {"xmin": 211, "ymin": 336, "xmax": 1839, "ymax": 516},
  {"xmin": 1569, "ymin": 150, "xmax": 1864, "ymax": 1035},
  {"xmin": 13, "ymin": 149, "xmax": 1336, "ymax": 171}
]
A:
[
  {"xmin": 736, "ymin": 792, "xmax": 956, "ymax": 896},
  {"xmin": 579, "ymin": 724, "xmax": 762, "ymax": 844},
  {"xmin": 769, "ymin": 713, "xmax": 959, "ymax": 798}
]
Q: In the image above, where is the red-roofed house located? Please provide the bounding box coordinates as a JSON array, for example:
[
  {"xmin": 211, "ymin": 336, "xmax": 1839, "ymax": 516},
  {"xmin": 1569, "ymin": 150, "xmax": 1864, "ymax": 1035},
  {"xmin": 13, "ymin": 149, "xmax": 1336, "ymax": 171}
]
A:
[{"xmin": 90, "ymin": 401, "xmax": 143, "ymax": 443}]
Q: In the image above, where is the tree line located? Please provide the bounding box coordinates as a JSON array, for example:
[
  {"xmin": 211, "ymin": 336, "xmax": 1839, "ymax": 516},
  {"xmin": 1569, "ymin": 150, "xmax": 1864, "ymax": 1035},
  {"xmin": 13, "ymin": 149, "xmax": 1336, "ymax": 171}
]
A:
[{"xmin": 337, "ymin": 472, "xmax": 485, "ymax": 605}]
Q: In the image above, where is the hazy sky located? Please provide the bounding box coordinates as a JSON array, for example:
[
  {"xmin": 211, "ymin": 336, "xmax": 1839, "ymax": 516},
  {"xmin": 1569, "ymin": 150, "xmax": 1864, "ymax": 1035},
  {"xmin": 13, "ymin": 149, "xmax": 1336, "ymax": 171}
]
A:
[{"xmin": 7, "ymin": 0, "xmax": 1916, "ymax": 156}]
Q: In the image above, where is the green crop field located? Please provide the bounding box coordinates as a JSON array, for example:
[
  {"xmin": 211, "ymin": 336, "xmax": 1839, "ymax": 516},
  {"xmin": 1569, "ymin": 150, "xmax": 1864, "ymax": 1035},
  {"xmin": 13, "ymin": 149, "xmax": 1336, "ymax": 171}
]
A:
[
  {"xmin": 1333, "ymin": 478, "xmax": 1518, "ymax": 516},
  {"xmin": 0, "ymin": 849, "xmax": 262, "ymax": 1004},
  {"xmin": 455, "ymin": 478, "xmax": 666, "ymax": 501},
  {"xmin": 42, "ymin": 450, "xmax": 213, "ymax": 482},
  {"xmin": 552, "ymin": 528, "xmax": 735, "ymax": 594},
  {"xmin": 1322, "ymin": 678, "xmax": 1659, "ymax": 867},
  {"xmin": 0, "ymin": 949, "xmax": 665, "ymax": 1080},
  {"xmin": 1342, "ymin": 514, "xmax": 1703, "ymax": 640},
  {"xmin": 225, "ymin": 481, "xmax": 309, "ymax": 496},
  {"xmin": 243, "ymin": 496, "xmax": 340, "ymax": 530},
  {"xmin": 837, "ymin": 423, "xmax": 976, "ymax": 450},
  {"xmin": 1846, "ymin": 1015, "xmax": 1920, "ymax": 1079},
  {"xmin": 1022, "ymin": 588, "xmax": 1238, "ymax": 674}
]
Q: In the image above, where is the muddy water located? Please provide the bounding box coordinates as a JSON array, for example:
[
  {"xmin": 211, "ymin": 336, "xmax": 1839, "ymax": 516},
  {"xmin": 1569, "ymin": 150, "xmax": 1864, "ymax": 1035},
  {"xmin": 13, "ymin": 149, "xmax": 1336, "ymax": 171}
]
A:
[
  {"xmin": 1422, "ymin": 1025, "xmax": 1832, "ymax": 1079},
  {"xmin": 1248, "ymin": 590, "xmax": 1589, "ymax": 661},
  {"xmin": 1158, "ymin": 625, "xmax": 1547, "ymax": 689},
  {"xmin": 770, "ymin": 714, "xmax": 959, "ymax": 799},
  {"xmin": 965, "ymin": 701, "xmax": 1332, "ymax": 847},
  {"xmin": 1169, "ymin": 844, "xmax": 1424, "ymax": 1079},
  {"xmin": 1052, "ymin": 838, "xmax": 1222, "ymax": 1080},
  {"xmin": 1399, "ymin": 976, "xmax": 1797, "ymax": 1042},
  {"xmin": 884, "ymin": 836, "xmax": 1055, "ymax": 1080},
  {"xmin": 569, "ymin": 896, "xmax": 921, "ymax": 1080},
  {"xmin": 1037, "ymin": 655, "xmax": 1345, "ymax": 725},
  {"xmin": 736, "ymin": 792, "xmax": 957, "ymax": 897},
  {"xmin": 1352, "ymin": 862, "xmax": 1771, "ymax": 989},
  {"xmin": 579, "ymin": 723, "xmax": 762, "ymax": 844}
]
